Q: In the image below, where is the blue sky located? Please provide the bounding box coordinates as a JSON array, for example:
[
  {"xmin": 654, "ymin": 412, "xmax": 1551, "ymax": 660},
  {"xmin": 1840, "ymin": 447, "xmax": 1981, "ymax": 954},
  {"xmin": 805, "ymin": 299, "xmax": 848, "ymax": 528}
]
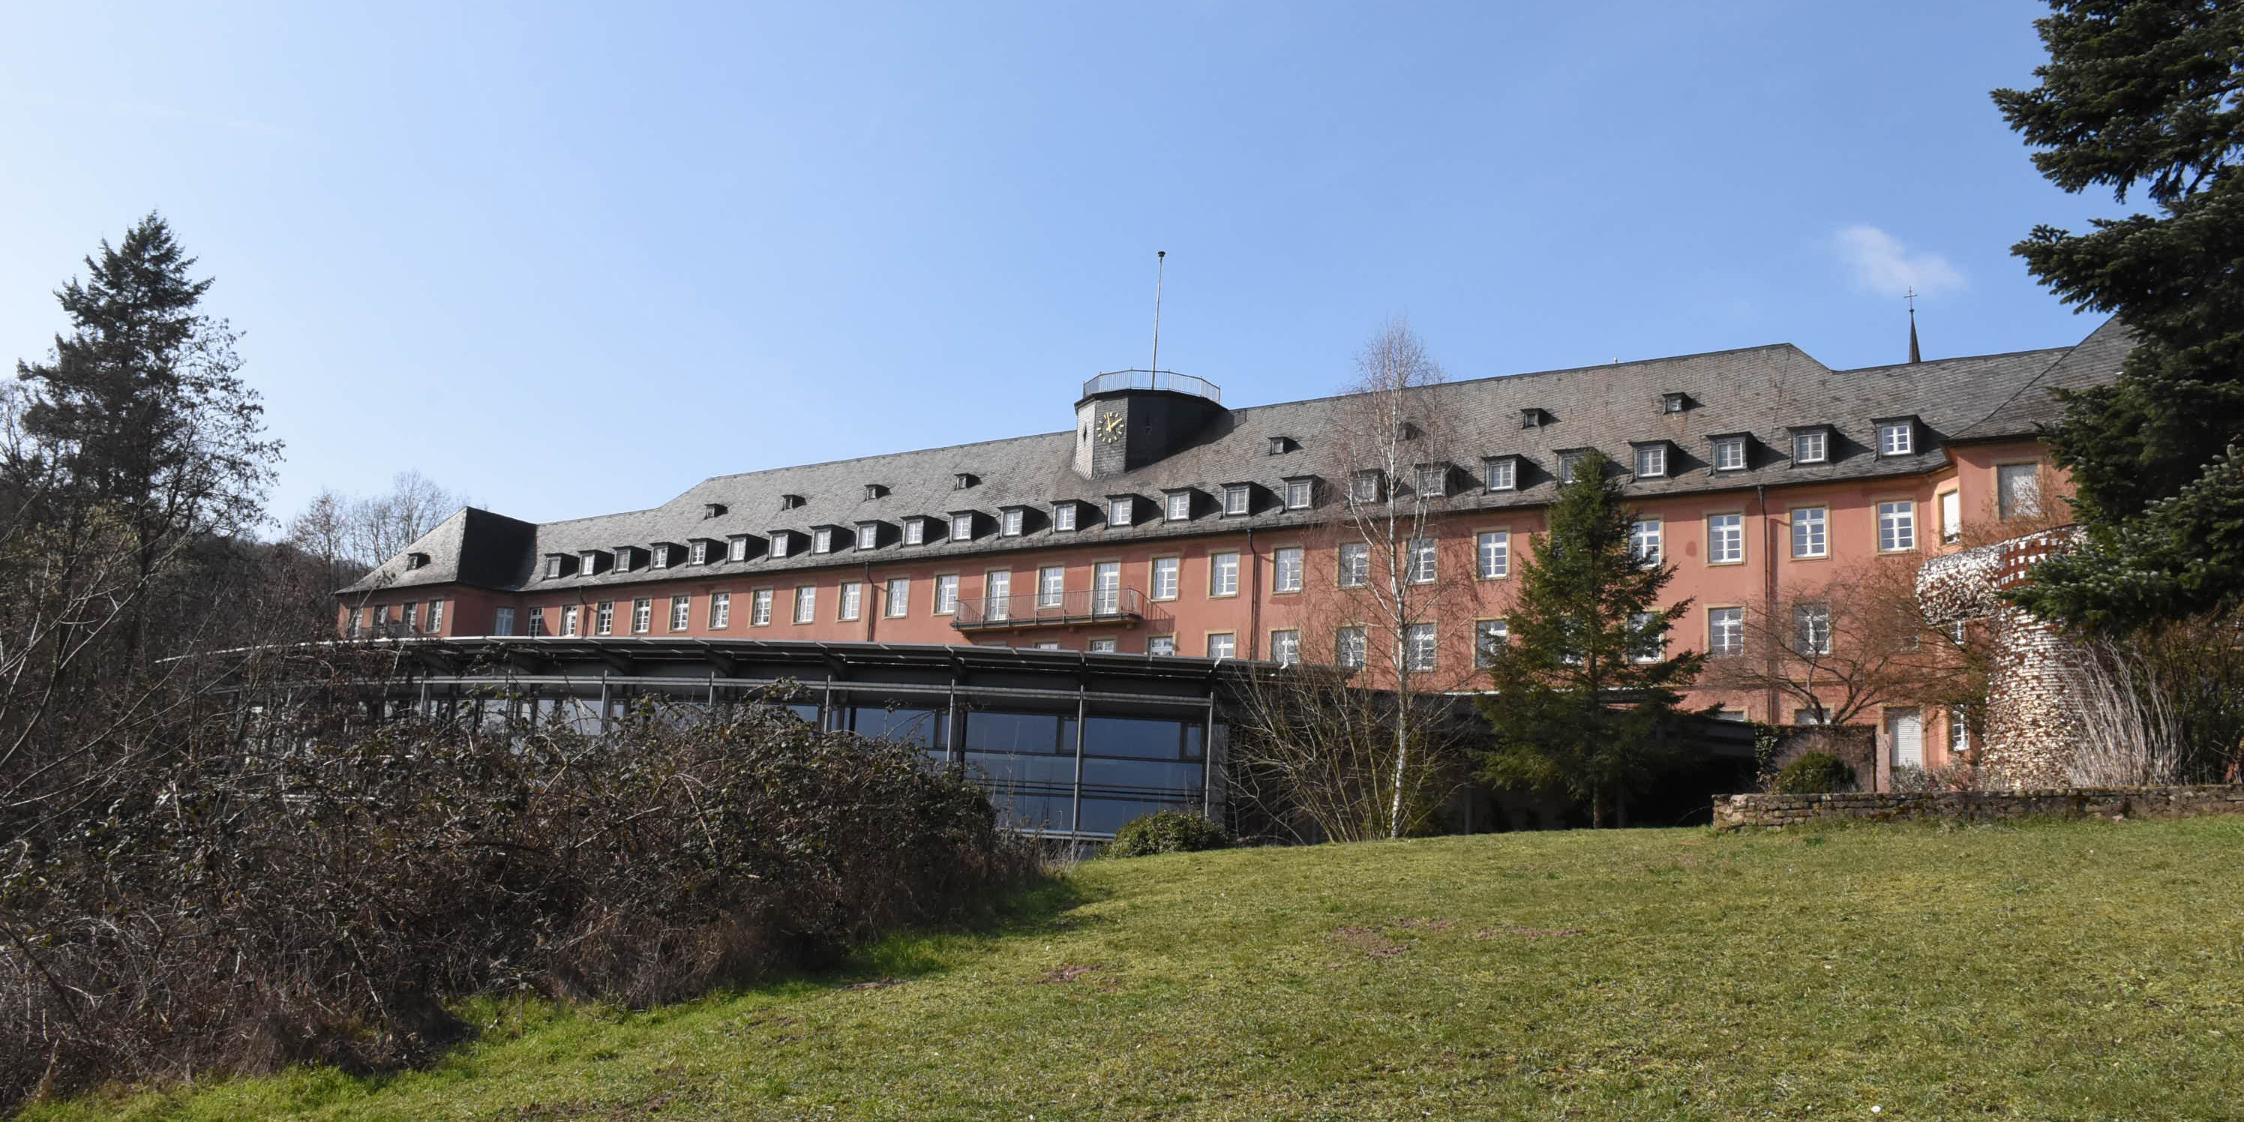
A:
[{"xmin": 0, "ymin": 2, "xmax": 2121, "ymax": 528}]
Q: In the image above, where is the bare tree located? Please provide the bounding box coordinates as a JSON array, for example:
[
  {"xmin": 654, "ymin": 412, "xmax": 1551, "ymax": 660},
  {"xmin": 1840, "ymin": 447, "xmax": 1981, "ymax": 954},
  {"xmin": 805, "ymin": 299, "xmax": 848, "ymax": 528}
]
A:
[
  {"xmin": 1703, "ymin": 556, "xmax": 1966, "ymax": 729},
  {"xmin": 288, "ymin": 470, "xmax": 467, "ymax": 578}
]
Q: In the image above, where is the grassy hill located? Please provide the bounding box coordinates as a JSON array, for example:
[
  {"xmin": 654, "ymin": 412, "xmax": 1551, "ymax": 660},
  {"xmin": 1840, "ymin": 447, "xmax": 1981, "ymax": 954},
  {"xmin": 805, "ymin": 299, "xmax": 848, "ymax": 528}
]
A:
[{"xmin": 32, "ymin": 817, "xmax": 2244, "ymax": 1121}]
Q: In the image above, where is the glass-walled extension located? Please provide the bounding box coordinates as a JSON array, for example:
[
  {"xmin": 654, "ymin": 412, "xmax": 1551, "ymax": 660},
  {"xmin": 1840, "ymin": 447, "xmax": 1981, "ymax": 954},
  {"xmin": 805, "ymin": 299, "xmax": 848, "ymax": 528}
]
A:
[{"xmin": 336, "ymin": 636, "xmax": 1235, "ymax": 840}]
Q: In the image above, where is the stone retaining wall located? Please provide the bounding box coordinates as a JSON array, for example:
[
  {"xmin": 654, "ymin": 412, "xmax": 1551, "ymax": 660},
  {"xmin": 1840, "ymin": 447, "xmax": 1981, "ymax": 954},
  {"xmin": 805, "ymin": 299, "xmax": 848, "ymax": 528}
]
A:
[{"xmin": 1713, "ymin": 784, "xmax": 2244, "ymax": 831}]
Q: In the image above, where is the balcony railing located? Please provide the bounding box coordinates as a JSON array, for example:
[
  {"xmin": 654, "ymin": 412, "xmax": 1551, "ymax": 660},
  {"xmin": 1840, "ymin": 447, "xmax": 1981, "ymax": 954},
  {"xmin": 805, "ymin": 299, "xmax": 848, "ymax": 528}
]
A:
[
  {"xmin": 952, "ymin": 587, "xmax": 1166, "ymax": 631},
  {"xmin": 1079, "ymin": 369, "xmax": 1221, "ymax": 404}
]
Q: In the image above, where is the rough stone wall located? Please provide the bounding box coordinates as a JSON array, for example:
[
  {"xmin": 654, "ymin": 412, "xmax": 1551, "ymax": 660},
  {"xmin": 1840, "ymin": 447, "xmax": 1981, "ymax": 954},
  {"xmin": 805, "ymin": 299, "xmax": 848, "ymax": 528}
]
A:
[
  {"xmin": 1714, "ymin": 784, "xmax": 2244, "ymax": 830},
  {"xmin": 1915, "ymin": 528, "xmax": 2087, "ymax": 788}
]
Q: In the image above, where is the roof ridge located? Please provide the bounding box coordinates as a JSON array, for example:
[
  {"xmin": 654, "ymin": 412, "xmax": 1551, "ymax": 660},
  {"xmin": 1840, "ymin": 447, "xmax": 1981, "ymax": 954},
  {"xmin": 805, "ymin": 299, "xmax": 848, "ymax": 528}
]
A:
[{"xmin": 1835, "ymin": 345, "xmax": 2071, "ymax": 375}]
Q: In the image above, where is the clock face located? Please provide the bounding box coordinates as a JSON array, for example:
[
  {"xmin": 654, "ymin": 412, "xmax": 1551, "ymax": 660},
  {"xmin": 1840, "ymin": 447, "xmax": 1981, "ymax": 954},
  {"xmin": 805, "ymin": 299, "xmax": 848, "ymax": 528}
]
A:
[{"xmin": 1097, "ymin": 412, "xmax": 1126, "ymax": 445}]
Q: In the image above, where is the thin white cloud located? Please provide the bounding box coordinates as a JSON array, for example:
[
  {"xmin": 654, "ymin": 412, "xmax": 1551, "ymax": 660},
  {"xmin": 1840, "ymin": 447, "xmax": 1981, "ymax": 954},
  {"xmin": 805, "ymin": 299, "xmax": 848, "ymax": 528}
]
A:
[{"xmin": 1832, "ymin": 225, "xmax": 1964, "ymax": 299}]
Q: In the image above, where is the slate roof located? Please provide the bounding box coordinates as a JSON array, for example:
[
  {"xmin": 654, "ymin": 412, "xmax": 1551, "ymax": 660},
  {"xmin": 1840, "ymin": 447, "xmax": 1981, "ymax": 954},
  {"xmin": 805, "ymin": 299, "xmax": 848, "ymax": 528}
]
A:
[{"xmin": 343, "ymin": 322, "xmax": 2117, "ymax": 596}]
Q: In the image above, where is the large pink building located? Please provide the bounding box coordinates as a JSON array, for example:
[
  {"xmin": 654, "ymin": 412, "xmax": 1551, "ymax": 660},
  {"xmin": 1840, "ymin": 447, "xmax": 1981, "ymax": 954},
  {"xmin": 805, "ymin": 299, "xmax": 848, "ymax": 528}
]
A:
[{"xmin": 341, "ymin": 319, "xmax": 2127, "ymax": 779}]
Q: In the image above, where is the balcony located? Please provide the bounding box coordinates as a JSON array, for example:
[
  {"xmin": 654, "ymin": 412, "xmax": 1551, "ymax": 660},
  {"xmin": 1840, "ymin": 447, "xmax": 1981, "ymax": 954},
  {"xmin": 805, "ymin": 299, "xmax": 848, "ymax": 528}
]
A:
[
  {"xmin": 1080, "ymin": 369, "xmax": 1221, "ymax": 403},
  {"xmin": 952, "ymin": 587, "xmax": 1167, "ymax": 632}
]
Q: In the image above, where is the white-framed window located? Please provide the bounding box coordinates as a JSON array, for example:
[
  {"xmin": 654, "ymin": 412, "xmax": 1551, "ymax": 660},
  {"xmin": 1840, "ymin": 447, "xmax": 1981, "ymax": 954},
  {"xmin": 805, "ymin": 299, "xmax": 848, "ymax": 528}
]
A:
[
  {"xmin": 1630, "ymin": 517, "xmax": 1663, "ymax": 566},
  {"xmin": 1166, "ymin": 491, "xmax": 1193, "ymax": 521},
  {"xmin": 1150, "ymin": 556, "xmax": 1180, "ymax": 600},
  {"xmin": 1998, "ymin": 463, "xmax": 2042, "ymax": 520},
  {"xmin": 1795, "ymin": 602, "xmax": 1832, "ymax": 655},
  {"xmin": 1474, "ymin": 618, "xmax": 1509, "ymax": 667},
  {"xmin": 1210, "ymin": 552, "xmax": 1241, "ymax": 597},
  {"xmin": 1283, "ymin": 478, "xmax": 1313, "ymax": 510},
  {"xmin": 1148, "ymin": 635, "xmax": 1177, "ymax": 657},
  {"xmin": 934, "ymin": 574, "xmax": 959, "ymax": 615},
  {"xmin": 856, "ymin": 522, "xmax": 879, "ymax": 550},
  {"xmin": 1416, "ymin": 464, "xmax": 1446, "ymax": 497},
  {"xmin": 1629, "ymin": 611, "xmax": 1664, "ymax": 663},
  {"xmin": 1108, "ymin": 497, "xmax": 1134, "ymax": 527},
  {"xmin": 750, "ymin": 589, "xmax": 773, "ymax": 626},
  {"xmin": 1793, "ymin": 429, "xmax": 1828, "ymax": 464},
  {"xmin": 527, "ymin": 606, "xmax": 546, "ymax": 636},
  {"xmin": 1094, "ymin": 562, "xmax": 1121, "ymax": 614},
  {"xmin": 1795, "ymin": 707, "xmax": 1829, "ymax": 727},
  {"xmin": 1477, "ymin": 530, "xmax": 1511, "ymax": 579},
  {"xmin": 1709, "ymin": 606, "xmax": 1745, "ymax": 657},
  {"xmin": 1708, "ymin": 512, "xmax": 1744, "ymax": 564},
  {"xmin": 1054, "ymin": 502, "xmax": 1078, "ymax": 532},
  {"xmin": 983, "ymin": 571, "xmax": 1010, "ymax": 620},
  {"xmin": 1406, "ymin": 537, "xmax": 1436, "ymax": 584},
  {"xmin": 1940, "ymin": 489, "xmax": 1962, "ymax": 544},
  {"xmin": 631, "ymin": 597, "xmax": 651, "ymax": 633},
  {"xmin": 594, "ymin": 601, "xmax": 614, "ymax": 636},
  {"xmin": 794, "ymin": 585, "xmax": 816, "ymax": 624},
  {"xmin": 770, "ymin": 535, "xmax": 791, "ymax": 560},
  {"xmin": 651, "ymin": 547, "xmax": 671, "ymax": 570},
  {"xmin": 1037, "ymin": 566, "xmax": 1064, "ymax": 609},
  {"xmin": 690, "ymin": 540, "xmax": 710, "ymax": 565},
  {"xmin": 1633, "ymin": 444, "xmax": 1667, "ymax": 478},
  {"xmin": 1791, "ymin": 506, "xmax": 1828, "ymax": 559},
  {"xmin": 950, "ymin": 513, "xmax": 974, "ymax": 542},
  {"xmin": 1877, "ymin": 420, "xmax": 1915, "ymax": 456},
  {"xmin": 562, "ymin": 605, "xmax": 581, "ymax": 637},
  {"xmin": 669, "ymin": 595, "xmax": 690, "ymax": 631},
  {"xmin": 545, "ymin": 556, "xmax": 565, "ymax": 580},
  {"xmin": 1271, "ymin": 629, "xmax": 1301, "ymax": 666},
  {"xmin": 1712, "ymin": 437, "xmax": 1747, "ymax": 472},
  {"xmin": 494, "ymin": 606, "xmax": 516, "ymax": 636},
  {"xmin": 1485, "ymin": 457, "xmax": 1517, "ymax": 492},
  {"xmin": 1223, "ymin": 484, "xmax": 1251, "ymax": 515},
  {"xmin": 1557, "ymin": 451, "xmax": 1588, "ymax": 485},
  {"xmin": 812, "ymin": 527, "xmax": 834, "ymax": 554},
  {"xmin": 1948, "ymin": 706, "xmax": 1971, "ymax": 756},
  {"xmin": 1877, "ymin": 500, "xmax": 1916, "ymax": 552},
  {"xmin": 1336, "ymin": 626, "xmax": 1367, "ymax": 669},
  {"xmin": 1032, "ymin": 641, "xmax": 1062, "ymax": 651},
  {"xmin": 884, "ymin": 577, "xmax": 909, "ymax": 617},
  {"xmin": 709, "ymin": 593, "xmax": 730, "ymax": 629},
  {"xmin": 1088, "ymin": 637, "xmax": 1118, "ymax": 653},
  {"xmin": 728, "ymin": 536, "xmax": 750, "ymax": 562},
  {"xmin": 1206, "ymin": 632, "xmax": 1236, "ymax": 659},
  {"xmin": 1338, "ymin": 542, "xmax": 1370, "ymax": 588},
  {"xmin": 1404, "ymin": 623, "xmax": 1437, "ymax": 672},
  {"xmin": 1001, "ymin": 508, "xmax": 1024, "ymax": 536},
  {"xmin": 903, "ymin": 519, "xmax": 926, "ymax": 546},
  {"xmin": 403, "ymin": 603, "xmax": 418, "ymax": 631},
  {"xmin": 1349, "ymin": 469, "xmax": 1383, "ymax": 503},
  {"xmin": 840, "ymin": 580, "xmax": 863, "ymax": 621},
  {"xmin": 1273, "ymin": 546, "xmax": 1304, "ymax": 593}
]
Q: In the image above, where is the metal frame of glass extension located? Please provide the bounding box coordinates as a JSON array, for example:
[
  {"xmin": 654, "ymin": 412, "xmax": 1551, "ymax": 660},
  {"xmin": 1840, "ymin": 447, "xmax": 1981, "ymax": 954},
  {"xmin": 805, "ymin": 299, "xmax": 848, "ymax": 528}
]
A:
[{"xmin": 305, "ymin": 636, "xmax": 1237, "ymax": 841}]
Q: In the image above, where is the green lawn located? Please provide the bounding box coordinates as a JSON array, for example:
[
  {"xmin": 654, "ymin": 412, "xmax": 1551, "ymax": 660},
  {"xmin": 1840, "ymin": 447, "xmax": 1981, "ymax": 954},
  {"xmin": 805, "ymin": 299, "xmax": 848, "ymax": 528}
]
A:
[{"xmin": 32, "ymin": 817, "xmax": 2244, "ymax": 1121}]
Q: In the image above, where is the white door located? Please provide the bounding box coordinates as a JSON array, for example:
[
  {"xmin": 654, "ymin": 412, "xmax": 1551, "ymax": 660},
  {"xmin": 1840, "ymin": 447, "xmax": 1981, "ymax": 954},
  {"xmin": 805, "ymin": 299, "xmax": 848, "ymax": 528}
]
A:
[
  {"xmin": 1092, "ymin": 562, "xmax": 1120, "ymax": 615},
  {"xmin": 1886, "ymin": 707, "xmax": 1924, "ymax": 768}
]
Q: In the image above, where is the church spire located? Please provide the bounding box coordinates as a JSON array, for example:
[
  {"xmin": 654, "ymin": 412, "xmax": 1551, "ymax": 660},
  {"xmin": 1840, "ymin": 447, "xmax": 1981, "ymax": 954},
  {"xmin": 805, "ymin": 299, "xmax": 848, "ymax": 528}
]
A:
[{"xmin": 1907, "ymin": 288, "xmax": 1922, "ymax": 364}]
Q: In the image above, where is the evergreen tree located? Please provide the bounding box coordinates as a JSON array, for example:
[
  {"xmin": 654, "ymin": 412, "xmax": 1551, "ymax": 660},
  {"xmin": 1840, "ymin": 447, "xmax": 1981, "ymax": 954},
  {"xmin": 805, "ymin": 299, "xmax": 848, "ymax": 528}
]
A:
[
  {"xmin": 1475, "ymin": 453, "xmax": 1703, "ymax": 826},
  {"xmin": 1991, "ymin": 1, "xmax": 2244, "ymax": 629}
]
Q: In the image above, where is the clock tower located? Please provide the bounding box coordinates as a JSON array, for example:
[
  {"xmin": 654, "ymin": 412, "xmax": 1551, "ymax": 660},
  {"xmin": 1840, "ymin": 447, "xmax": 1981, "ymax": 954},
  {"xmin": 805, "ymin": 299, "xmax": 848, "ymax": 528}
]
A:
[{"xmin": 1071, "ymin": 369, "xmax": 1229, "ymax": 479}]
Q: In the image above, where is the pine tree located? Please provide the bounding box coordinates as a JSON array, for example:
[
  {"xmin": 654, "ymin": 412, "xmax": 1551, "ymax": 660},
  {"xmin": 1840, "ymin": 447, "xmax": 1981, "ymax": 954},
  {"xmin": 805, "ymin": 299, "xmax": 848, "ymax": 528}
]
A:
[
  {"xmin": 1475, "ymin": 452, "xmax": 1703, "ymax": 826},
  {"xmin": 1990, "ymin": 1, "xmax": 2244, "ymax": 629}
]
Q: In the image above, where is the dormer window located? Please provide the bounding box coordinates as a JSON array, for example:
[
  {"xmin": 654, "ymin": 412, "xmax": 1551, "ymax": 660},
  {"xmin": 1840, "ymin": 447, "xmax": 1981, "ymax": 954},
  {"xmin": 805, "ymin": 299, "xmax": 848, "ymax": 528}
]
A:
[
  {"xmin": 954, "ymin": 472, "xmax": 978, "ymax": 490},
  {"xmin": 1556, "ymin": 450, "xmax": 1592, "ymax": 485},
  {"xmin": 544, "ymin": 554, "xmax": 570, "ymax": 580},
  {"xmin": 1661, "ymin": 392, "xmax": 1690, "ymax": 414},
  {"xmin": 863, "ymin": 483, "xmax": 888, "ymax": 500},
  {"xmin": 1710, "ymin": 435, "xmax": 1749, "ymax": 472},
  {"xmin": 1164, "ymin": 490, "xmax": 1194, "ymax": 522},
  {"xmin": 727, "ymin": 535, "xmax": 753, "ymax": 563},
  {"xmin": 855, "ymin": 521, "xmax": 881, "ymax": 549},
  {"xmin": 702, "ymin": 502, "xmax": 727, "ymax": 519},
  {"xmin": 769, "ymin": 532, "xmax": 793, "ymax": 559},
  {"xmin": 1222, "ymin": 483, "xmax": 1252, "ymax": 516},
  {"xmin": 1350, "ymin": 469, "xmax": 1384, "ymax": 503},
  {"xmin": 949, "ymin": 512, "xmax": 975, "ymax": 541},
  {"xmin": 1000, "ymin": 508, "xmax": 1025, "ymax": 536},
  {"xmin": 1395, "ymin": 421, "xmax": 1419, "ymax": 442},
  {"xmin": 779, "ymin": 494, "xmax": 804, "ymax": 511},
  {"xmin": 1791, "ymin": 427, "xmax": 1831, "ymax": 465},
  {"xmin": 405, "ymin": 552, "xmax": 430, "ymax": 571},
  {"xmin": 1266, "ymin": 436, "xmax": 1294, "ymax": 456},
  {"xmin": 1876, "ymin": 418, "xmax": 1916, "ymax": 457},
  {"xmin": 1282, "ymin": 476, "xmax": 1315, "ymax": 510},
  {"xmin": 1108, "ymin": 496, "xmax": 1135, "ymax": 528},
  {"xmin": 811, "ymin": 527, "xmax": 835, "ymax": 554},
  {"xmin": 1414, "ymin": 464, "xmax": 1447, "ymax": 497},
  {"xmin": 1053, "ymin": 502, "xmax": 1079, "ymax": 532},
  {"xmin": 1631, "ymin": 442, "xmax": 1669, "ymax": 479},
  {"xmin": 611, "ymin": 547, "xmax": 640, "ymax": 573},
  {"xmin": 1520, "ymin": 407, "xmax": 1546, "ymax": 429},
  {"xmin": 579, "ymin": 549, "xmax": 607, "ymax": 574},
  {"xmin": 649, "ymin": 543, "xmax": 675, "ymax": 569},
  {"xmin": 689, "ymin": 539, "xmax": 711, "ymax": 565},
  {"xmin": 1484, "ymin": 456, "xmax": 1518, "ymax": 492},
  {"xmin": 903, "ymin": 518, "xmax": 926, "ymax": 546}
]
